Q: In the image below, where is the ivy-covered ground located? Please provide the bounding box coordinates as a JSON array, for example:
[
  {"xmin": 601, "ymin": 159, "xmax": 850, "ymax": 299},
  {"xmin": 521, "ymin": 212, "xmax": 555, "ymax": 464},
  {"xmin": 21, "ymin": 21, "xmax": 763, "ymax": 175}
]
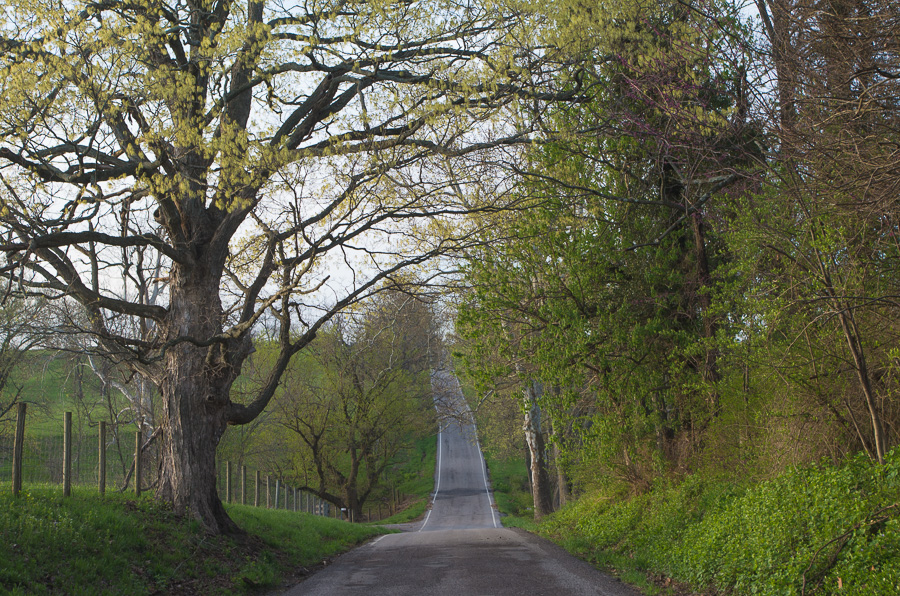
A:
[{"xmin": 534, "ymin": 450, "xmax": 900, "ymax": 595}]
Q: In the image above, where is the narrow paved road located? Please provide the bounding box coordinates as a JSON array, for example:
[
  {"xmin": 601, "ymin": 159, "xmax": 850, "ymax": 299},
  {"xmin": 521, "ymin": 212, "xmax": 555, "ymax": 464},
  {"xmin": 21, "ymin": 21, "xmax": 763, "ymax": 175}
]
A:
[{"xmin": 279, "ymin": 370, "xmax": 641, "ymax": 596}]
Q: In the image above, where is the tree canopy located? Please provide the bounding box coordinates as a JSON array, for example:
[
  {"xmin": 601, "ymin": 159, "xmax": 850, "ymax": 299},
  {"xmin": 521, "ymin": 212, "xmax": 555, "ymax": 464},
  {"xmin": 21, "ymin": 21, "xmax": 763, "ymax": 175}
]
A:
[
  {"xmin": 0, "ymin": 0, "xmax": 573, "ymax": 532},
  {"xmin": 454, "ymin": 0, "xmax": 900, "ymax": 504}
]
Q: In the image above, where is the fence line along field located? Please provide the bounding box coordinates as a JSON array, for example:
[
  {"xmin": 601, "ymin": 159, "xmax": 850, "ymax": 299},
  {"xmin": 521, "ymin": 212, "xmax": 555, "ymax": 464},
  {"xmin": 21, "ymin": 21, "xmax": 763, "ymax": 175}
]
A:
[
  {"xmin": 1, "ymin": 337, "xmax": 437, "ymax": 526},
  {"xmin": 1, "ymin": 402, "xmax": 340, "ymax": 518}
]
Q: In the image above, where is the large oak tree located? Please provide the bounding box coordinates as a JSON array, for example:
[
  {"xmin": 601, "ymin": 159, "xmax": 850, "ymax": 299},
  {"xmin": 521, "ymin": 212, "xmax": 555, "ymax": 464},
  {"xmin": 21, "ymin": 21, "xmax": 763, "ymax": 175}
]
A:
[{"xmin": 0, "ymin": 0, "xmax": 569, "ymax": 532}]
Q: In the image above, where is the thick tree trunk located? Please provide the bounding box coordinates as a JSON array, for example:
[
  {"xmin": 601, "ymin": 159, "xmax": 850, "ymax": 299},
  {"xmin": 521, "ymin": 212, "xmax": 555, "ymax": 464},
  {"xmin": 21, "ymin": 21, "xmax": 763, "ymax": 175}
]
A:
[
  {"xmin": 523, "ymin": 380, "xmax": 553, "ymax": 519},
  {"xmin": 345, "ymin": 457, "xmax": 362, "ymax": 522},
  {"xmin": 552, "ymin": 442, "xmax": 570, "ymax": 508},
  {"xmin": 692, "ymin": 212, "xmax": 721, "ymax": 416},
  {"xmin": 156, "ymin": 267, "xmax": 240, "ymax": 534}
]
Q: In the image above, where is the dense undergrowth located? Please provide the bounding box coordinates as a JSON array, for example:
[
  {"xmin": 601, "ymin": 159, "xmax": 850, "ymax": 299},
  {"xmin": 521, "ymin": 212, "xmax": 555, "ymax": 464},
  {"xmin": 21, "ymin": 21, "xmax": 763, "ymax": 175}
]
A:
[
  {"xmin": 0, "ymin": 487, "xmax": 388, "ymax": 595},
  {"xmin": 536, "ymin": 450, "xmax": 900, "ymax": 595}
]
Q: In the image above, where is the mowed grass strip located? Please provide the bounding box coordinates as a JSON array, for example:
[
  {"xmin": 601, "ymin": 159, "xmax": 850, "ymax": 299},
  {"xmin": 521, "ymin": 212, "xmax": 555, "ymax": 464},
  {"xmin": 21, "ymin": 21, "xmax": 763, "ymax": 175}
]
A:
[{"xmin": 0, "ymin": 486, "xmax": 389, "ymax": 595}]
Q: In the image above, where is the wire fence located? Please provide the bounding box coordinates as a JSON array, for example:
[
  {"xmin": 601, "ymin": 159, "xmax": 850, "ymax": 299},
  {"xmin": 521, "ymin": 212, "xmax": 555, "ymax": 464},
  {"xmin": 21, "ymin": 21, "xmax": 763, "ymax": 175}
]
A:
[
  {"xmin": 0, "ymin": 403, "xmax": 335, "ymax": 518},
  {"xmin": 0, "ymin": 420, "xmax": 151, "ymax": 491}
]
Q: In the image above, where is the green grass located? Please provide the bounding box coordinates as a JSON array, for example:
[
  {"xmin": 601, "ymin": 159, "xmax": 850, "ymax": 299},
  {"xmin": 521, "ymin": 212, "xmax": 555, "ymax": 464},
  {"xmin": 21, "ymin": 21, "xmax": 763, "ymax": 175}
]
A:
[
  {"xmin": 1, "ymin": 350, "xmax": 139, "ymax": 484},
  {"xmin": 369, "ymin": 433, "xmax": 436, "ymax": 525},
  {"xmin": 6, "ymin": 352, "xmax": 111, "ymax": 439},
  {"xmin": 539, "ymin": 450, "xmax": 900, "ymax": 596},
  {"xmin": 0, "ymin": 374, "xmax": 437, "ymax": 594},
  {"xmin": 481, "ymin": 450, "xmax": 539, "ymax": 530},
  {"xmin": 481, "ymin": 443, "xmax": 900, "ymax": 595},
  {"xmin": 0, "ymin": 357, "xmax": 437, "ymax": 593},
  {"xmin": 0, "ymin": 486, "xmax": 388, "ymax": 595},
  {"xmin": 375, "ymin": 499, "xmax": 428, "ymax": 525}
]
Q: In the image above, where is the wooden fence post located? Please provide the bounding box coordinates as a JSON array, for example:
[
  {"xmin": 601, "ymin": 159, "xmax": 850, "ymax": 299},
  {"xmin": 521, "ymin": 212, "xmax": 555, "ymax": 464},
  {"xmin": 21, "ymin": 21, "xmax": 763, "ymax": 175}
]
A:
[
  {"xmin": 391, "ymin": 483, "xmax": 396, "ymax": 515},
  {"xmin": 241, "ymin": 465, "xmax": 247, "ymax": 505},
  {"xmin": 266, "ymin": 475, "xmax": 271, "ymax": 508},
  {"xmin": 134, "ymin": 429, "xmax": 142, "ymax": 497},
  {"xmin": 12, "ymin": 402, "xmax": 26, "ymax": 496},
  {"xmin": 254, "ymin": 470, "xmax": 260, "ymax": 507},
  {"xmin": 63, "ymin": 411, "xmax": 72, "ymax": 497},
  {"xmin": 99, "ymin": 421, "xmax": 106, "ymax": 496},
  {"xmin": 274, "ymin": 478, "xmax": 280, "ymax": 509},
  {"xmin": 225, "ymin": 461, "xmax": 232, "ymax": 504}
]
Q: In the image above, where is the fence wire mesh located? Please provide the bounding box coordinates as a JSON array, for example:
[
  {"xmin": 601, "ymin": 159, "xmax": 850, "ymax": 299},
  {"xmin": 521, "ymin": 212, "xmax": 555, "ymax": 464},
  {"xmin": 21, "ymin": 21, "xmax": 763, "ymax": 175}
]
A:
[{"xmin": 0, "ymin": 412, "xmax": 333, "ymax": 519}]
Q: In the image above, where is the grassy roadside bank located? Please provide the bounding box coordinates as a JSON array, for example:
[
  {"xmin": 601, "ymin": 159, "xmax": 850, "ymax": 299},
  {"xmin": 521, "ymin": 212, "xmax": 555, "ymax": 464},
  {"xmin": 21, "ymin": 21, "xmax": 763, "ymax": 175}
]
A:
[
  {"xmin": 0, "ymin": 487, "xmax": 388, "ymax": 595},
  {"xmin": 1, "ymin": 378, "xmax": 440, "ymax": 595},
  {"xmin": 480, "ymin": 451, "xmax": 538, "ymax": 532},
  {"xmin": 488, "ymin": 450, "xmax": 900, "ymax": 595},
  {"xmin": 369, "ymin": 433, "xmax": 437, "ymax": 525}
]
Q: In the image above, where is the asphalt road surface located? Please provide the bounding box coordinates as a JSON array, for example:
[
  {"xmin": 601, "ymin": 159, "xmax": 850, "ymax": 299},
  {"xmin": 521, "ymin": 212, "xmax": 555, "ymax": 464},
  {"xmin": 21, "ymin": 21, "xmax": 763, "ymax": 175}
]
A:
[{"xmin": 279, "ymin": 371, "xmax": 641, "ymax": 596}]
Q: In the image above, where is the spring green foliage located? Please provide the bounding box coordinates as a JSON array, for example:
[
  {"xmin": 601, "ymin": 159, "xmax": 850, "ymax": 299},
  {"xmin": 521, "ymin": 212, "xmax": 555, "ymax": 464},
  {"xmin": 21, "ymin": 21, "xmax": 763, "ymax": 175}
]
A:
[
  {"xmin": 540, "ymin": 450, "xmax": 900, "ymax": 595},
  {"xmin": 454, "ymin": 0, "xmax": 900, "ymax": 592},
  {"xmin": 0, "ymin": 0, "xmax": 573, "ymax": 532},
  {"xmin": 369, "ymin": 434, "xmax": 437, "ymax": 525},
  {"xmin": 265, "ymin": 292, "xmax": 437, "ymax": 517},
  {"xmin": 455, "ymin": 0, "xmax": 761, "ymax": 492},
  {"xmin": 456, "ymin": 0, "xmax": 899, "ymax": 490},
  {"xmin": 0, "ymin": 486, "xmax": 386, "ymax": 595}
]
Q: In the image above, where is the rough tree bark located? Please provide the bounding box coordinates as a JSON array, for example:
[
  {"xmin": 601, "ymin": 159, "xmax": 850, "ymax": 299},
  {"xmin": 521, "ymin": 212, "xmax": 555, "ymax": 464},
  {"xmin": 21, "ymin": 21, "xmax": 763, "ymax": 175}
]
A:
[
  {"xmin": 523, "ymin": 380, "xmax": 554, "ymax": 519},
  {"xmin": 156, "ymin": 269, "xmax": 243, "ymax": 532}
]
